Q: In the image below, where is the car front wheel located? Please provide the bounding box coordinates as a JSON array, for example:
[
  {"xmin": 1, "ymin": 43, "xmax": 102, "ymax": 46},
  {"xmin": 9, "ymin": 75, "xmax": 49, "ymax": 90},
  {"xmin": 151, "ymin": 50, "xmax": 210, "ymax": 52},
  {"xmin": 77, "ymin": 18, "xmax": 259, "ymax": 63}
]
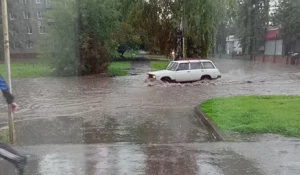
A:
[{"xmin": 161, "ymin": 77, "xmax": 172, "ymax": 83}]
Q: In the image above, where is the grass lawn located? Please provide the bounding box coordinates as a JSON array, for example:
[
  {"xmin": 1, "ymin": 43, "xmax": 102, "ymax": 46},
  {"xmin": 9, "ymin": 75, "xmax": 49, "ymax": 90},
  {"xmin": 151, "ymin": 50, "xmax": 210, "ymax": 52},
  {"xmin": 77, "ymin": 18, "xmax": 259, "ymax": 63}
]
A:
[
  {"xmin": 0, "ymin": 61, "xmax": 131, "ymax": 78},
  {"xmin": 201, "ymin": 96, "xmax": 300, "ymax": 137},
  {"xmin": 123, "ymin": 51, "xmax": 137, "ymax": 59},
  {"xmin": 150, "ymin": 61, "xmax": 170, "ymax": 71},
  {"xmin": 108, "ymin": 62, "xmax": 131, "ymax": 76},
  {"xmin": 0, "ymin": 63, "xmax": 51, "ymax": 79}
]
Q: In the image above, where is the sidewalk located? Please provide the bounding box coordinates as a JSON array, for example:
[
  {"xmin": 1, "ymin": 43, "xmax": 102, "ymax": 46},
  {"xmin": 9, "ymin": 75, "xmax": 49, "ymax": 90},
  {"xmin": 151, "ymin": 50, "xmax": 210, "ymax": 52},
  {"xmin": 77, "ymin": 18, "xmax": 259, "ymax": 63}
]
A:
[{"xmin": 1, "ymin": 140, "xmax": 299, "ymax": 175}]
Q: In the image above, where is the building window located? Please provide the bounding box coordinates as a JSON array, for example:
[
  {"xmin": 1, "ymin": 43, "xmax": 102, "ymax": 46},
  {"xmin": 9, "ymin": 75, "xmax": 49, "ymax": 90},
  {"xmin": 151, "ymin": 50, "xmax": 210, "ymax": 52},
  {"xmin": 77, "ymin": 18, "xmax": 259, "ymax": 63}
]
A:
[
  {"xmin": 27, "ymin": 41, "xmax": 33, "ymax": 49},
  {"xmin": 26, "ymin": 26, "xmax": 32, "ymax": 34},
  {"xmin": 37, "ymin": 11, "xmax": 43, "ymax": 19},
  {"xmin": 36, "ymin": 0, "xmax": 42, "ymax": 4},
  {"xmin": 21, "ymin": 0, "xmax": 28, "ymax": 3},
  {"xmin": 39, "ymin": 26, "xmax": 46, "ymax": 34},
  {"xmin": 23, "ymin": 12, "xmax": 30, "ymax": 19},
  {"xmin": 11, "ymin": 42, "xmax": 21, "ymax": 49},
  {"xmin": 9, "ymin": 13, "xmax": 16, "ymax": 20}
]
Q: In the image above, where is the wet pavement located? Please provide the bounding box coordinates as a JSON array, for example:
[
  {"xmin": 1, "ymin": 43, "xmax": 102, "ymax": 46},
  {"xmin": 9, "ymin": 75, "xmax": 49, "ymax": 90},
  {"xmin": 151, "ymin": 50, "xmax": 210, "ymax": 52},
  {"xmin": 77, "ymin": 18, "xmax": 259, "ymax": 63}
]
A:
[{"xmin": 0, "ymin": 58, "xmax": 300, "ymax": 174}]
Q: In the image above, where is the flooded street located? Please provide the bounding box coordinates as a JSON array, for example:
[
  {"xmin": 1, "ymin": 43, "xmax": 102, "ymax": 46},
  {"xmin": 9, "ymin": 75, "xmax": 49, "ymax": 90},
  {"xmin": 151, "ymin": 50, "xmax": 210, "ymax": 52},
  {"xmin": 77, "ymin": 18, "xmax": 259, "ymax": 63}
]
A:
[{"xmin": 1, "ymin": 58, "xmax": 300, "ymax": 174}]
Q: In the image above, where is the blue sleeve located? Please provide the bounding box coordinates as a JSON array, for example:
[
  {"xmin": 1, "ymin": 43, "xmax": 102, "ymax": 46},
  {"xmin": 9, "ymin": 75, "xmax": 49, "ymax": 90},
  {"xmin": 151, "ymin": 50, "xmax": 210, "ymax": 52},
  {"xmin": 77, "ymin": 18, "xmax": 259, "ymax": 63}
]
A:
[
  {"xmin": 0, "ymin": 76, "xmax": 9, "ymax": 91},
  {"xmin": 0, "ymin": 76, "xmax": 14, "ymax": 104}
]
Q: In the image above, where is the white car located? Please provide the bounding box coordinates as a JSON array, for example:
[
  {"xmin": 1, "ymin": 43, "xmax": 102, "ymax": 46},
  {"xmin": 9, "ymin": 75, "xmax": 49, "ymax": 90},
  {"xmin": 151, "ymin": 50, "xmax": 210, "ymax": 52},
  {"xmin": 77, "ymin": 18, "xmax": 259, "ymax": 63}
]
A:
[{"xmin": 147, "ymin": 60, "xmax": 221, "ymax": 83}]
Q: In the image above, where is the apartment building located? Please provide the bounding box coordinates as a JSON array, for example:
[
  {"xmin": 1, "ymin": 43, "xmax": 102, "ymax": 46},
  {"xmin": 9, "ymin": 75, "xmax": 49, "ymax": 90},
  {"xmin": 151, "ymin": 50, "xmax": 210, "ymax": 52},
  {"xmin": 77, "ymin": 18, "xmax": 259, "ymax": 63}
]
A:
[{"xmin": 8, "ymin": 0, "xmax": 52, "ymax": 58}]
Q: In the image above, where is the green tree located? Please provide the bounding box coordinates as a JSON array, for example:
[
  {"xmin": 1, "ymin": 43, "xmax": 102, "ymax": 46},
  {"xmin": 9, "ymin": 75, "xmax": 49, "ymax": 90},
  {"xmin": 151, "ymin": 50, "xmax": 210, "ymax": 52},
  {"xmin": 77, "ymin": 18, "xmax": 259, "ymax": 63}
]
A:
[
  {"xmin": 215, "ymin": 2, "xmax": 239, "ymax": 54},
  {"xmin": 126, "ymin": 0, "xmax": 176, "ymax": 55},
  {"xmin": 38, "ymin": 0, "xmax": 238, "ymax": 76},
  {"xmin": 236, "ymin": 0, "xmax": 270, "ymax": 54},
  {"xmin": 37, "ymin": 0, "xmax": 79, "ymax": 76},
  {"xmin": 272, "ymin": 0, "xmax": 300, "ymax": 54},
  {"xmin": 174, "ymin": 0, "xmax": 237, "ymax": 57},
  {"xmin": 122, "ymin": 0, "xmax": 237, "ymax": 57},
  {"xmin": 78, "ymin": 0, "xmax": 119, "ymax": 75},
  {"xmin": 38, "ymin": 0, "xmax": 119, "ymax": 76}
]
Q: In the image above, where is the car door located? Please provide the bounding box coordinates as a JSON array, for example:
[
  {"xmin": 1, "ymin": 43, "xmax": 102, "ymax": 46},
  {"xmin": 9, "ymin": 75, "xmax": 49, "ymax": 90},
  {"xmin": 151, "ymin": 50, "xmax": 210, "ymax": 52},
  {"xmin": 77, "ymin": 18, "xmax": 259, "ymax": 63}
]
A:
[
  {"xmin": 189, "ymin": 62, "xmax": 203, "ymax": 81},
  {"xmin": 175, "ymin": 63, "xmax": 191, "ymax": 82}
]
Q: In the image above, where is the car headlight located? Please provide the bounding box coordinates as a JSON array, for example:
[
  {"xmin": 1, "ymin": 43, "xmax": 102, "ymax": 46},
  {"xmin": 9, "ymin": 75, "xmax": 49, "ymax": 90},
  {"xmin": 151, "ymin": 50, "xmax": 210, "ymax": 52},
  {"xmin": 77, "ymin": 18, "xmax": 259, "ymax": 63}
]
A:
[{"xmin": 148, "ymin": 74, "xmax": 156, "ymax": 79}]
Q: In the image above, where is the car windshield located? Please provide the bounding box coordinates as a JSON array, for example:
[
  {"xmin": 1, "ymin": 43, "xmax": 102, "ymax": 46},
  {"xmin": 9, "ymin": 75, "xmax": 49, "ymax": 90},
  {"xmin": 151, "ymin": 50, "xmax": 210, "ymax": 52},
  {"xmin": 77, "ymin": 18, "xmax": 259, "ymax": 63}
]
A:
[{"xmin": 166, "ymin": 62, "xmax": 178, "ymax": 71}]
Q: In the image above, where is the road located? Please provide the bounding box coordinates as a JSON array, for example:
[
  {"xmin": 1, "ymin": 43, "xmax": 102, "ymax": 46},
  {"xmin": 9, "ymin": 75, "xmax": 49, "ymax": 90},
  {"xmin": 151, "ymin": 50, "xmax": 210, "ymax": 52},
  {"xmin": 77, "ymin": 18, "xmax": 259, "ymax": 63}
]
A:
[{"xmin": 0, "ymin": 58, "xmax": 300, "ymax": 175}]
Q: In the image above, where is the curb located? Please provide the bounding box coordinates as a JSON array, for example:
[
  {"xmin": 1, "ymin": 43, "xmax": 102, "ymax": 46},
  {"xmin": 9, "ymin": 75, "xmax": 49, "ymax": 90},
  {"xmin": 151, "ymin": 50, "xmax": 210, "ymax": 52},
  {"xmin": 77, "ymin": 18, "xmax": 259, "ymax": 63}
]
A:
[{"xmin": 194, "ymin": 106, "xmax": 228, "ymax": 141}]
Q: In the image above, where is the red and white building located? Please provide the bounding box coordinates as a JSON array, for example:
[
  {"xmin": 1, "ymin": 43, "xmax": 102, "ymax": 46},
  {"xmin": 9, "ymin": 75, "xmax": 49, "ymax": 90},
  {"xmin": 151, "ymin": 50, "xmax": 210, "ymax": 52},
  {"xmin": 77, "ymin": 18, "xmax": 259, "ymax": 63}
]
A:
[
  {"xmin": 253, "ymin": 27, "xmax": 300, "ymax": 65},
  {"xmin": 264, "ymin": 28, "xmax": 283, "ymax": 56}
]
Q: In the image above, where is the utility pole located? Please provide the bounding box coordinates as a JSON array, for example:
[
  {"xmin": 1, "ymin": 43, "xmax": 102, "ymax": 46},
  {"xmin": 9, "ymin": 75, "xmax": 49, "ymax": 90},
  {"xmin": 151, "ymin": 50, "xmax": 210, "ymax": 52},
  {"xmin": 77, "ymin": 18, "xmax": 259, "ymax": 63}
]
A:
[
  {"xmin": 2, "ymin": 0, "xmax": 15, "ymax": 144},
  {"xmin": 274, "ymin": 33, "xmax": 277, "ymax": 63},
  {"xmin": 76, "ymin": 0, "xmax": 82, "ymax": 75},
  {"xmin": 182, "ymin": 3, "xmax": 186, "ymax": 59},
  {"xmin": 182, "ymin": 17, "xmax": 186, "ymax": 59}
]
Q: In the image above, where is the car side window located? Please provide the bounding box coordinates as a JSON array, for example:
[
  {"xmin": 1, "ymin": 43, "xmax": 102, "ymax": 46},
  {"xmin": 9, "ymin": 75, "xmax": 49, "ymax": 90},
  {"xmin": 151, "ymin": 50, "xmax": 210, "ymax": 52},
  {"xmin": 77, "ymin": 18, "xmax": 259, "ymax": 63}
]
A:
[
  {"xmin": 190, "ymin": 62, "xmax": 202, "ymax": 70},
  {"xmin": 177, "ymin": 63, "xmax": 189, "ymax": 71},
  {"xmin": 202, "ymin": 62, "xmax": 215, "ymax": 69}
]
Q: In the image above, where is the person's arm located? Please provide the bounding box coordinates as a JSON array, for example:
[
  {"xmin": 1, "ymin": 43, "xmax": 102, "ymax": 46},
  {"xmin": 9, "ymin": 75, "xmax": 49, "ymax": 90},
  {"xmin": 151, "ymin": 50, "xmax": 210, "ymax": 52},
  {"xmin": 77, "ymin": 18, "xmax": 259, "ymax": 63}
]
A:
[{"xmin": 0, "ymin": 76, "xmax": 14, "ymax": 105}]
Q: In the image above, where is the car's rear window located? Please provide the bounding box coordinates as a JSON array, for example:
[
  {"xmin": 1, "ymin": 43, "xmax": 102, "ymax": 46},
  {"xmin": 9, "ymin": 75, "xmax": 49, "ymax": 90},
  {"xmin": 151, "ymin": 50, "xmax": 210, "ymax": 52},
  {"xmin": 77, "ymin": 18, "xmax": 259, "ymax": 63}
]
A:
[{"xmin": 202, "ymin": 62, "xmax": 215, "ymax": 69}]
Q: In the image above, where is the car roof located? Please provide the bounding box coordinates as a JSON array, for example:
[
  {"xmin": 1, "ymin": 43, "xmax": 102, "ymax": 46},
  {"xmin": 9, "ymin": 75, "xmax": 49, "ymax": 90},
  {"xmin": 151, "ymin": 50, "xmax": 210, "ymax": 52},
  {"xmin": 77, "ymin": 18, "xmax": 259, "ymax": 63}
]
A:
[{"xmin": 173, "ymin": 59, "xmax": 213, "ymax": 63}]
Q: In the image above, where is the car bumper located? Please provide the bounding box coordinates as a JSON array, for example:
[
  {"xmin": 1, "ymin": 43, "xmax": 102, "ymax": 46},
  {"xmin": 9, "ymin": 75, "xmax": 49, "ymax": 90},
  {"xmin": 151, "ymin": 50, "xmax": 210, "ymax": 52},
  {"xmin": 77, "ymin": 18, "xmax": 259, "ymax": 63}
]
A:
[{"xmin": 148, "ymin": 77, "xmax": 156, "ymax": 81}]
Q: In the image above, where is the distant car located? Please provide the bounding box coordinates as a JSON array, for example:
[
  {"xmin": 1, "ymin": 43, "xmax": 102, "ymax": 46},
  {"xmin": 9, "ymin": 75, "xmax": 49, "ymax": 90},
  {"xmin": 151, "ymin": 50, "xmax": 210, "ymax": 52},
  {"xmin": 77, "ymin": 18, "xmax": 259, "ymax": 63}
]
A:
[{"xmin": 147, "ymin": 60, "xmax": 221, "ymax": 83}]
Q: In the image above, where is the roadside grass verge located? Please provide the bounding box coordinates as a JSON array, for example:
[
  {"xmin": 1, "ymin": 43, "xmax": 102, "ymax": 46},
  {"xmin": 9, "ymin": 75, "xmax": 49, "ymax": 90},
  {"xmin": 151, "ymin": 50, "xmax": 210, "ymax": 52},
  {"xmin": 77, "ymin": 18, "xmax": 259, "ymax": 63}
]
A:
[
  {"xmin": 200, "ymin": 96, "xmax": 300, "ymax": 138},
  {"xmin": 0, "ymin": 63, "xmax": 51, "ymax": 79},
  {"xmin": 123, "ymin": 50, "xmax": 137, "ymax": 59},
  {"xmin": 108, "ymin": 62, "xmax": 131, "ymax": 76},
  {"xmin": 150, "ymin": 61, "xmax": 169, "ymax": 71}
]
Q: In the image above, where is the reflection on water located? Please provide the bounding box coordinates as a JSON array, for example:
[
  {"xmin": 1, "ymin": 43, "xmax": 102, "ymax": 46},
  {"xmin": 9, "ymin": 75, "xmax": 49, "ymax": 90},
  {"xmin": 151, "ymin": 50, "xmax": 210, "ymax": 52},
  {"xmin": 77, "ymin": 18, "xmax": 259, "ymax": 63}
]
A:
[
  {"xmin": 83, "ymin": 117, "xmax": 119, "ymax": 144},
  {"xmin": 0, "ymin": 143, "xmax": 264, "ymax": 175},
  {"xmin": 39, "ymin": 153, "xmax": 78, "ymax": 175},
  {"xmin": 15, "ymin": 109, "xmax": 211, "ymax": 146},
  {"xmin": 143, "ymin": 145, "xmax": 198, "ymax": 175},
  {"xmin": 0, "ymin": 58, "xmax": 300, "ymax": 174}
]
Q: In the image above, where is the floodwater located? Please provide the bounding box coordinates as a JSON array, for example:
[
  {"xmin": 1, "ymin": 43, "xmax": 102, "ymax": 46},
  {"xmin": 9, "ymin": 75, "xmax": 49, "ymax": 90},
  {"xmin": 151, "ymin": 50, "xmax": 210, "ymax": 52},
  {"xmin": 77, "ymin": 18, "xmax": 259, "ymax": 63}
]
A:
[{"xmin": 0, "ymin": 58, "xmax": 300, "ymax": 174}]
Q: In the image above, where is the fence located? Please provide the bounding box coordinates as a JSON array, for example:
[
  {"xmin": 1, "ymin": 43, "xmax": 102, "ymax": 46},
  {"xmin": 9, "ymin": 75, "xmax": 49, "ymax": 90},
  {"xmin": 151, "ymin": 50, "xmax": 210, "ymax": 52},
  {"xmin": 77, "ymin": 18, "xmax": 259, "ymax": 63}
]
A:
[{"xmin": 251, "ymin": 55, "xmax": 300, "ymax": 65}]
